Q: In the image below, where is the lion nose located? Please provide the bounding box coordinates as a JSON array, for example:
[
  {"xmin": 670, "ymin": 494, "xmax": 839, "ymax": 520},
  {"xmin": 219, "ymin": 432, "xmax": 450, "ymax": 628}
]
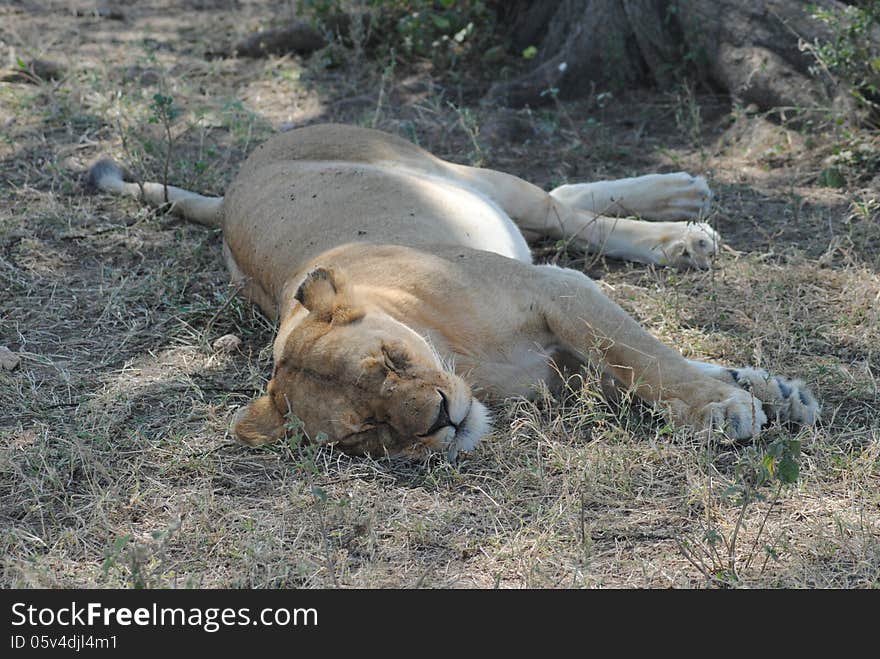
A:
[{"xmin": 420, "ymin": 390, "xmax": 454, "ymax": 437}]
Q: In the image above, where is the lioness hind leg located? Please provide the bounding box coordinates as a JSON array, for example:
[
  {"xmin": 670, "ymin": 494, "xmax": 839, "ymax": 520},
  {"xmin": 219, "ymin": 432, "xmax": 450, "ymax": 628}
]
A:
[
  {"xmin": 550, "ymin": 173, "xmax": 712, "ymax": 221},
  {"xmin": 687, "ymin": 360, "xmax": 821, "ymax": 427},
  {"xmin": 223, "ymin": 240, "xmax": 277, "ymax": 320},
  {"xmin": 443, "ymin": 163, "xmax": 719, "ymax": 269}
]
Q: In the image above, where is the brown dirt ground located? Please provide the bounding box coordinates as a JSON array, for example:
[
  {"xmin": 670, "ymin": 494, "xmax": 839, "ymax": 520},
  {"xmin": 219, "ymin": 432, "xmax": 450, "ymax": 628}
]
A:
[{"xmin": 1, "ymin": 1, "xmax": 878, "ymax": 588}]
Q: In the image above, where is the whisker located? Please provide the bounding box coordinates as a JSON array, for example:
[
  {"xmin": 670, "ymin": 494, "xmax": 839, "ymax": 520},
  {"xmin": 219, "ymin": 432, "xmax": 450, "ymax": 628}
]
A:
[{"xmin": 422, "ymin": 332, "xmax": 455, "ymax": 373}]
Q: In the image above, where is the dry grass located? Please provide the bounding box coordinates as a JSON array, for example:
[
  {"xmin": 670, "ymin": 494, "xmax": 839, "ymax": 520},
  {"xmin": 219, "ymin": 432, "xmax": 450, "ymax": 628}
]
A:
[{"xmin": 1, "ymin": 1, "xmax": 878, "ymax": 589}]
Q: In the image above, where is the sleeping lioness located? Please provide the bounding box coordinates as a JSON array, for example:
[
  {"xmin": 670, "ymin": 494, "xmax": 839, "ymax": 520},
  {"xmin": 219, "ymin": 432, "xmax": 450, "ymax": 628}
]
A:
[{"xmin": 88, "ymin": 123, "xmax": 819, "ymax": 458}]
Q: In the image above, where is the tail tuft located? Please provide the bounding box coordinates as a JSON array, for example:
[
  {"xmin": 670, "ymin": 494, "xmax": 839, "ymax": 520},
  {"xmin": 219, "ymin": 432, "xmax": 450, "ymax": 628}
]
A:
[
  {"xmin": 86, "ymin": 158, "xmax": 125, "ymax": 192},
  {"xmin": 86, "ymin": 157, "xmax": 224, "ymax": 227}
]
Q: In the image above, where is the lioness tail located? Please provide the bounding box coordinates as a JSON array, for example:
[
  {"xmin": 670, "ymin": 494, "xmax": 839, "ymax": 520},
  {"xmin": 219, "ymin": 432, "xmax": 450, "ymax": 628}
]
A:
[{"xmin": 87, "ymin": 159, "xmax": 224, "ymax": 228}]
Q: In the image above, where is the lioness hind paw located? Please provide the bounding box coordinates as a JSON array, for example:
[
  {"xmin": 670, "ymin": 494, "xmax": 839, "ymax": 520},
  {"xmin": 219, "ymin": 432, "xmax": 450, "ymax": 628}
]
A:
[
  {"xmin": 647, "ymin": 172, "xmax": 713, "ymax": 220},
  {"xmin": 652, "ymin": 222, "xmax": 720, "ymax": 270}
]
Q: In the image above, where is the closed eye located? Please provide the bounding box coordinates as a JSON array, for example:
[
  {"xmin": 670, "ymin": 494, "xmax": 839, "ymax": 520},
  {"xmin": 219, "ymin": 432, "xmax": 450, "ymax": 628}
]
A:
[{"xmin": 381, "ymin": 345, "xmax": 410, "ymax": 374}]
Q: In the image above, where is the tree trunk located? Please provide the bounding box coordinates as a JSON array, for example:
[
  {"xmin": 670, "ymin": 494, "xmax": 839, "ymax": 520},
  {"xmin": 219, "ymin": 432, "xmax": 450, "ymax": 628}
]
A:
[{"xmin": 489, "ymin": 0, "xmax": 856, "ymax": 117}]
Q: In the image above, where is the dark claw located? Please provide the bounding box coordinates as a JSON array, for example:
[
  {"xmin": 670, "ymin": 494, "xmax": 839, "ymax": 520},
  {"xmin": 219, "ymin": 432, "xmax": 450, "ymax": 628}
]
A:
[{"xmin": 776, "ymin": 378, "xmax": 792, "ymax": 399}]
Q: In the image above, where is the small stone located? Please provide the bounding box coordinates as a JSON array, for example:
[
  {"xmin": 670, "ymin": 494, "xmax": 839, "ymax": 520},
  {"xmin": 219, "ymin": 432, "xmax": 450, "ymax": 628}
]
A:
[
  {"xmin": 0, "ymin": 346, "xmax": 21, "ymax": 371},
  {"xmin": 213, "ymin": 334, "xmax": 242, "ymax": 353}
]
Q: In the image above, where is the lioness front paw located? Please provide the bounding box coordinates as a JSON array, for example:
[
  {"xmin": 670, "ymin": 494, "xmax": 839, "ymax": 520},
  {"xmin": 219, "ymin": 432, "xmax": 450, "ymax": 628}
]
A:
[
  {"xmin": 651, "ymin": 222, "xmax": 720, "ymax": 269},
  {"xmin": 700, "ymin": 388, "xmax": 769, "ymax": 440},
  {"xmin": 687, "ymin": 360, "xmax": 821, "ymax": 430},
  {"xmin": 724, "ymin": 367, "xmax": 821, "ymax": 427}
]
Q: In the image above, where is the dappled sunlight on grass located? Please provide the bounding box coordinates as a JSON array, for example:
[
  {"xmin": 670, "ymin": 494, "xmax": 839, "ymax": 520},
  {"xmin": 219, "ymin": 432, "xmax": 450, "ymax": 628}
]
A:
[{"xmin": 1, "ymin": 0, "xmax": 877, "ymax": 589}]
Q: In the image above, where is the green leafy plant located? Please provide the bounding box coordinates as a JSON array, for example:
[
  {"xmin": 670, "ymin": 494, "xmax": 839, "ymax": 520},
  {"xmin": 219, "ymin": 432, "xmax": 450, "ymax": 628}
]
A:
[
  {"xmin": 148, "ymin": 93, "xmax": 182, "ymax": 204},
  {"xmin": 299, "ymin": 0, "xmax": 500, "ymax": 71},
  {"xmin": 678, "ymin": 435, "xmax": 804, "ymax": 586},
  {"xmin": 282, "ymin": 411, "xmax": 340, "ymax": 588},
  {"xmin": 818, "ymin": 136, "xmax": 880, "ymax": 187},
  {"xmin": 380, "ymin": 0, "xmax": 494, "ymax": 63},
  {"xmin": 809, "ymin": 1, "xmax": 880, "ymax": 123}
]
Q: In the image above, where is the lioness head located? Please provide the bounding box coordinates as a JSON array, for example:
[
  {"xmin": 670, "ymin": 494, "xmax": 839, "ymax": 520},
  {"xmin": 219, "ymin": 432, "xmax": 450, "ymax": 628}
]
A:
[{"xmin": 232, "ymin": 267, "xmax": 490, "ymax": 458}]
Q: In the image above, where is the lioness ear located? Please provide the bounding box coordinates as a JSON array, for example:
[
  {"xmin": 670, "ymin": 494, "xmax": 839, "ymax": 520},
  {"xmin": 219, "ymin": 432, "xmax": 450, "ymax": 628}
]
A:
[
  {"xmin": 295, "ymin": 267, "xmax": 363, "ymax": 324},
  {"xmin": 295, "ymin": 267, "xmax": 347, "ymax": 315},
  {"xmin": 232, "ymin": 395, "xmax": 286, "ymax": 447}
]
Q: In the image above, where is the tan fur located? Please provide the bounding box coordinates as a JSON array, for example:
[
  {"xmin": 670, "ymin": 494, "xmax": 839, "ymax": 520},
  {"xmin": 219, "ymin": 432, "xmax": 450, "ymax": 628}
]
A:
[{"xmin": 90, "ymin": 124, "xmax": 819, "ymax": 458}]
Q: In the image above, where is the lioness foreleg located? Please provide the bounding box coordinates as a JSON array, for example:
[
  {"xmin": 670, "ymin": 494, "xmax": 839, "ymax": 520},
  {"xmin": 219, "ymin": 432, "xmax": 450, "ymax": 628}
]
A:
[{"xmin": 530, "ymin": 265, "xmax": 817, "ymax": 438}]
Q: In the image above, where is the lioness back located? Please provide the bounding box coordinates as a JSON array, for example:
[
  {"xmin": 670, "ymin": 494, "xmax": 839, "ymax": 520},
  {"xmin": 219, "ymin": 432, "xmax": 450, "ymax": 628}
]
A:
[
  {"xmin": 222, "ymin": 124, "xmax": 531, "ymax": 300},
  {"xmin": 234, "ymin": 123, "xmax": 445, "ymax": 178}
]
